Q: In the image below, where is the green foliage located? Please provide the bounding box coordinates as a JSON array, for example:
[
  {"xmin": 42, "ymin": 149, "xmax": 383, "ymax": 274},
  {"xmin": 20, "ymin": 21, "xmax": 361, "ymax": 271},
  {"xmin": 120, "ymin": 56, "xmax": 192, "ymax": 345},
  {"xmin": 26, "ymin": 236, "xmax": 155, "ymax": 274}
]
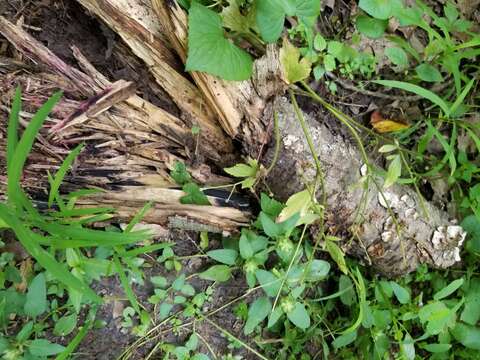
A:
[
  {"xmin": 171, "ymin": 161, "xmax": 211, "ymax": 205},
  {"xmin": 256, "ymin": 0, "xmax": 320, "ymax": 43},
  {"xmin": 186, "ymin": 2, "xmax": 253, "ymax": 80},
  {"xmin": 356, "ymin": 15, "xmax": 388, "ymax": 39}
]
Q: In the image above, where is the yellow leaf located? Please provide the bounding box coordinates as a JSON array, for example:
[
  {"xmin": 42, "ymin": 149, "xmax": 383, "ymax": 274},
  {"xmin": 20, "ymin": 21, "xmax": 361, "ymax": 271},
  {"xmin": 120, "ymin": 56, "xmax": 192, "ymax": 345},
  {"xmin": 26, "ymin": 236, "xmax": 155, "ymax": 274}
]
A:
[
  {"xmin": 370, "ymin": 110, "xmax": 410, "ymax": 133},
  {"xmin": 280, "ymin": 38, "xmax": 312, "ymax": 84},
  {"xmin": 372, "ymin": 120, "xmax": 410, "ymax": 133}
]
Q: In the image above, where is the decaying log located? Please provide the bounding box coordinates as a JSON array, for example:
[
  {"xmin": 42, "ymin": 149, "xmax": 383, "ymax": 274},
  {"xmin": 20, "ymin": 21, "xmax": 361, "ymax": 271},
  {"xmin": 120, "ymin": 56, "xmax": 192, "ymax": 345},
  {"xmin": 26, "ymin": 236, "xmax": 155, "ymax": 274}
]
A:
[
  {"xmin": 0, "ymin": 16, "xmax": 249, "ymax": 233},
  {"xmin": 73, "ymin": 0, "xmax": 233, "ymax": 156},
  {"xmin": 263, "ymin": 98, "xmax": 466, "ymax": 276}
]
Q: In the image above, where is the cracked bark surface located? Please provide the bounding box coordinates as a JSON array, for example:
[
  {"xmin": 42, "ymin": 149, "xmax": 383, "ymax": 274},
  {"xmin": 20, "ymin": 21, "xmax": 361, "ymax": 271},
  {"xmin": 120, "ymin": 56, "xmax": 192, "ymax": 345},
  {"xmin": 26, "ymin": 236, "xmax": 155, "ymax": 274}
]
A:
[{"xmin": 264, "ymin": 98, "xmax": 466, "ymax": 277}]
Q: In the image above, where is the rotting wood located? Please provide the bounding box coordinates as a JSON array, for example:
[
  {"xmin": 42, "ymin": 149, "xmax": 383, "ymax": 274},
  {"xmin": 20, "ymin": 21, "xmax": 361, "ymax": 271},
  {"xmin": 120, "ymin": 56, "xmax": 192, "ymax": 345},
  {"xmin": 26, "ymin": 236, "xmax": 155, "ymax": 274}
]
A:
[
  {"xmin": 73, "ymin": 0, "xmax": 233, "ymax": 155},
  {"xmin": 263, "ymin": 98, "xmax": 466, "ymax": 277},
  {"xmin": 152, "ymin": 0, "xmax": 285, "ymax": 149},
  {"xmin": 0, "ymin": 17, "xmax": 249, "ymax": 233}
]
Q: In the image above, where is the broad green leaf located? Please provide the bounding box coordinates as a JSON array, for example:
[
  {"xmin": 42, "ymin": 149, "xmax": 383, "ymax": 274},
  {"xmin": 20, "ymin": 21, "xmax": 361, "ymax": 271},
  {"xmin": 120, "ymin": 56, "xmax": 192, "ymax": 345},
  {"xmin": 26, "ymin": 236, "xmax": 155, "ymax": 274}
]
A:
[
  {"xmin": 0, "ymin": 337, "xmax": 8, "ymax": 353},
  {"xmin": 420, "ymin": 343, "xmax": 451, "ymax": 353},
  {"xmin": 359, "ymin": 0, "xmax": 392, "ymax": 19},
  {"xmin": 206, "ymin": 249, "xmax": 238, "ymax": 265},
  {"xmin": 255, "ymin": 269, "xmax": 281, "ymax": 297},
  {"xmin": 24, "ymin": 273, "xmax": 47, "ymax": 318},
  {"xmin": 280, "ymin": 38, "xmax": 312, "ymax": 84},
  {"xmin": 256, "ymin": 0, "xmax": 285, "ymax": 42},
  {"xmin": 181, "ymin": 284, "xmax": 196, "ymax": 297},
  {"xmin": 400, "ymin": 334, "xmax": 415, "ymax": 360},
  {"xmin": 323, "ymin": 54, "xmax": 336, "ymax": 72},
  {"xmin": 390, "ymin": 281, "xmax": 410, "ymax": 304},
  {"xmin": 372, "ymin": 309, "xmax": 392, "ymax": 330},
  {"xmin": 339, "ymin": 275, "xmax": 356, "ymax": 306},
  {"xmin": 29, "ymin": 339, "xmax": 65, "ymax": 356},
  {"xmin": 333, "ymin": 330, "xmax": 357, "ymax": 349},
  {"xmin": 419, "ymin": 301, "xmax": 456, "ymax": 335},
  {"xmin": 259, "ymin": 212, "xmax": 282, "ymax": 238},
  {"xmin": 277, "ymin": 189, "xmax": 311, "ymax": 223},
  {"xmin": 451, "ymin": 323, "xmax": 480, "ymax": 350},
  {"xmin": 385, "ymin": 47, "xmax": 408, "ymax": 68},
  {"xmin": 151, "ymin": 276, "xmax": 168, "ymax": 289},
  {"xmin": 416, "ymin": 63, "xmax": 443, "ymax": 82},
  {"xmin": 199, "ymin": 265, "xmax": 232, "ymax": 282},
  {"xmin": 373, "ymin": 80, "xmax": 450, "ymax": 115},
  {"xmin": 159, "ymin": 302, "xmax": 173, "ymax": 320},
  {"xmin": 239, "ymin": 230, "xmax": 268, "ymax": 259},
  {"xmin": 384, "ymin": 154, "xmax": 402, "ymax": 188},
  {"xmin": 304, "ymin": 260, "xmax": 330, "ymax": 281},
  {"xmin": 244, "ymin": 296, "xmax": 271, "ymax": 334},
  {"xmin": 433, "ymin": 278, "xmax": 464, "ymax": 300},
  {"xmin": 186, "ymin": 2, "xmax": 253, "ymax": 81},
  {"xmin": 180, "ymin": 183, "xmax": 211, "ymax": 205},
  {"xmin": 172, "ymin": 274, "xmax": 186, "ymax": 291},
  {"xmin": 224, "ymin": 162, "xmax": 257, "ymax": 178},
  {"xmin": 53, "ymin": 314, "xmax": 77, "ymax": 336},
  {"xmin": 462, "ymin": 215, "xmax": 480, "ymax": 254},
  {"xmin": 17, "ymin": 321, "xmax": 34, "ymax": 342},
  {"xmin": 461, "ymin": 278, "xmax": 480, "ymax": 325},
  {"xmin": 313, "ymin": 65, "xmax": 325, "ymax": 80},
  {"xmin": 325, "ymin": 238, "xmax": 348, "ymax": 274},
  {"xmin": 260, "ymin": 193, "xmax": 284, "ymax": 218},
  {"xmin": 313, "ymin": 34, "xmax": 327, "ymax": 51},
  {"xmin": 286, "ymin": 302, "xmax": 310, "ymax": 330},
  {"xmin": 356, "ymin": 15, "xmax": 388, "ymax": 38},
  {"xmin": 185, "ymin": 333, "xmax": 198, "ymax": 351},
  {"xmin": 289, "ymin": 0, "xmax": 320, "ymax": 18},
  {"xmin": 268, "ymin": 306, "xmax": 283, "ymax": 327},
  {"xmin": 373, "ymin": 332, "xmax": 389, "ymax": 358}
]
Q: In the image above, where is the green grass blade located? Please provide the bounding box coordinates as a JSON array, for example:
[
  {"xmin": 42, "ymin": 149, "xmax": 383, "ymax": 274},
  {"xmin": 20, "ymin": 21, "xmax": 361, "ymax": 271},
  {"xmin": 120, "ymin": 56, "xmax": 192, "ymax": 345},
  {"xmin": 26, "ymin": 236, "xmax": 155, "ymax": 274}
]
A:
[
  {"xmin": 113, "ymin": 255, "xmax": 140, "ymax": 314},
  {"xmin": 36, "ymin": 222, "xmax": 150, "ymax": 245},
  {"xmin": 48, "ymin": 143, "xmax": 84, "ymax": 208},
  {"xmin": 72, "ymin": 213, "xmax": 114, "ymax": 225},
  {"xmin": 449, "ymin": 78, "xmax": 475, "ymax": 116},
  {"xmin": 124, "ymin": 201, "xmax": 153, "ymax": 233},
  {"xmin": 8, "ymin": 91, "xmax": 63, "ymax": 207},
  {"xmin": 372, "ymin": 80, "xmax": 450, "ymax": 115},
  {"xmin": 0, "ymin": 204, "xmax": 101, "ymax": 303},
  {"xmin": 427, "ymin": 120, "xmax": 457, "ymax": 176},
  {"xmin": 7, "ymin": 87, "xmax": 21, "ymax": 172},
  {"xmin": 454, "ymin": 37, "xmax": 480, "ymax": 50},
  {"xmin": 119, "ymin": 243, "xmax": 173, "ymax": 258},
  {"xmin": 50, "ymin": 207, "xmax": 113, "ymax": 219}
]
